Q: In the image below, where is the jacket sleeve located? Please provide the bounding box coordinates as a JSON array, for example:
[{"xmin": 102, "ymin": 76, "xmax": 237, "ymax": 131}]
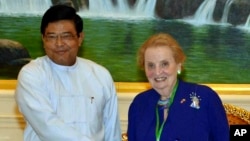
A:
[
  {"xmin": 103, "ymin": 79, "xmax": 121, "ymax": 141},
  {"xmin": 127, "ymin": 98, "xmax": 137, "ymax": 141},
  {"xmin": 207, "ymin": 88, "xmax": 230, "ymax": 141}
]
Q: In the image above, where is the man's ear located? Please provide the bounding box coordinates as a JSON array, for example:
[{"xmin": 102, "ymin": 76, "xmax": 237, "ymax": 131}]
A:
[{"xmin": 78, "ymin": 32, "xmax": 84, "ymax": 46}]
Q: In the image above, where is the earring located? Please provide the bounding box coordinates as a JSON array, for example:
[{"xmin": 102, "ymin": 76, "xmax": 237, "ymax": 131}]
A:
[{"xmin": 177, "ymin": 70, "xmax": 181, "ymax": 75}]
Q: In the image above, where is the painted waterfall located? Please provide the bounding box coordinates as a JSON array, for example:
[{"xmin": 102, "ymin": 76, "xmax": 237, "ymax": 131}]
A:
[{"xmin": 0, "ymin": 0, "xmax": 250, "ymax": 83}]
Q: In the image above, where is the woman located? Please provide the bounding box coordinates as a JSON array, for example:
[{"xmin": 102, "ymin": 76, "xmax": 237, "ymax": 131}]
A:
[{"xmin": 127, "ymin": 33, "xmax": 229, "ymax": 141}]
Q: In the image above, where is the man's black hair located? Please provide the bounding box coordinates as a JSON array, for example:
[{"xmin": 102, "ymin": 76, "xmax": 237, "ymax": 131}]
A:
[{"xmin": 40, "ymin": 4, "xmax": 83, "ymax": 36}]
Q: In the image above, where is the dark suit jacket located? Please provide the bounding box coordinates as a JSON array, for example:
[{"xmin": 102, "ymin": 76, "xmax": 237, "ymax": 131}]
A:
[{"xmin": 127, "ymin": 79, "xmax": 229, "ymax": 141}]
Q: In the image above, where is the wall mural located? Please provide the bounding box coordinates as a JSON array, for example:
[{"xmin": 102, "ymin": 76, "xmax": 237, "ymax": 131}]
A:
[{"xmin": 0, "ymin": 0, "xmax": 250, "ymax": 84}]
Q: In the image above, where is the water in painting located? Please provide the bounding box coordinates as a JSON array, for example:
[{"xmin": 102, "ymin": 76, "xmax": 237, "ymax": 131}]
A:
[{"xmin": 0, "ymin": 0, "xmax": 250, "ymax": 83}]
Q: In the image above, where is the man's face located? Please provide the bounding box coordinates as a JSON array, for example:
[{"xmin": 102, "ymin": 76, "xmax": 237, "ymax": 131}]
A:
[{"xmin": 42, "ymin": 20, "xmax": 83, "ymax": 66}]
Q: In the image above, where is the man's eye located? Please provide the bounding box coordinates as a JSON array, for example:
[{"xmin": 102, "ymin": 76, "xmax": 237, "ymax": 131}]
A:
[
  {"xmin": 45, "ymin": 33, "xmax": 76, "ymax": 42},
  {"xmin": 47, "ymin": 35, "xmax": 57, "ymax": 39},
  {"xmin": 61, "ymin": 34, "xmax": 74, "ymax": 39}
]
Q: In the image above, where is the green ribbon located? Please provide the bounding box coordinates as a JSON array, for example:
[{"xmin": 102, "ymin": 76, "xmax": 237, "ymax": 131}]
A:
[{"xmin": 155, "ymin": 80, "xmax": 179, "ymax": 141}]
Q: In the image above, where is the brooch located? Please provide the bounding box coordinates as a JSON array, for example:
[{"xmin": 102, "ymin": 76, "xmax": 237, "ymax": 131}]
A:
[{"xmin": 190, "ymin": 92, "xmax": 201, "ymax": 109}]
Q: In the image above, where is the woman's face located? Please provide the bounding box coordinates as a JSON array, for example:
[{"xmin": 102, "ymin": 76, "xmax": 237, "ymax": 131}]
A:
[{"xmin": 144, "ymin": 46, "xmax": 181, "ymax": 93}]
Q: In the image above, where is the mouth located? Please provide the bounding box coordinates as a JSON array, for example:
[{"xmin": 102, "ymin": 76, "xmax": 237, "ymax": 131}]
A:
[
  {"xmin": 56, "ymin": 50, "xmax": 67, "ymax": 54},
  {"xmin": 154, "ymin": 77, "xmax": 167, "ymax": 82}
]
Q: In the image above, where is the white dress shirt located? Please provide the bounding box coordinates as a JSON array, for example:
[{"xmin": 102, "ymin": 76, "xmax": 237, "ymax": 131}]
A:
[{"xmin": 15, "ymin": 56, "xmax": 121, "ymax": 141}]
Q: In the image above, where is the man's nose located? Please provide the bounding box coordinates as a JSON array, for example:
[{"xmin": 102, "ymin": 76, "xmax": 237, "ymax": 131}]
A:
[{"xmin": 55, "ymin": 36, "xmax": 64, "ymax": 46}]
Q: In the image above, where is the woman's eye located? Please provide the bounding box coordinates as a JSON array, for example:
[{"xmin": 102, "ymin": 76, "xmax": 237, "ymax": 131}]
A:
[
  {"xmin": 147, "ymin": 63, "xmax": 154, "ymax": 69},
  {"xmin": 162, "ymin": 62, "xmax": 169, "ymax": 67}
]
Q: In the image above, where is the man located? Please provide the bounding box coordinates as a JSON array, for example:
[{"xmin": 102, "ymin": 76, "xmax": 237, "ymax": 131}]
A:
[{"xmin": 15, "ymin": 4, "xmax": 121, "ymax": 141}]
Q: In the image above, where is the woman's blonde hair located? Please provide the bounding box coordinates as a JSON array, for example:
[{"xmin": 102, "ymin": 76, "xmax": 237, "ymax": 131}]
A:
[{"xmin": 137, "ymin": 33, "xmax": 186, "ymax": 69}]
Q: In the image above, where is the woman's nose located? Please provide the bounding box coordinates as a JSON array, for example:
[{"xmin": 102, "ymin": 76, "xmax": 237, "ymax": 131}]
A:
[{"xmin": 155, "ymin": 66, "xmax": 163, "ymax": 75}]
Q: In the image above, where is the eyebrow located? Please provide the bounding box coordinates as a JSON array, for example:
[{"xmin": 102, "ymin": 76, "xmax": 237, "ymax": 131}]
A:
[{"xmin": 45, "ymin": 31, "xmax": 72, "ymax": 35}]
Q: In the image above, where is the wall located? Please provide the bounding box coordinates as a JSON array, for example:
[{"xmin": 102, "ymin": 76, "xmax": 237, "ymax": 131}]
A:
[{"xmin": 1, "ymin": 82, "xmax": 250, "ymax": 141}]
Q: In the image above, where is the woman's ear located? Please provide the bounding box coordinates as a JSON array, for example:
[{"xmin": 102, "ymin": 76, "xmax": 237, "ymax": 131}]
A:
[{"xmin": 177, "ymin": 63, "xmax": 182, "ymax": 74}]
